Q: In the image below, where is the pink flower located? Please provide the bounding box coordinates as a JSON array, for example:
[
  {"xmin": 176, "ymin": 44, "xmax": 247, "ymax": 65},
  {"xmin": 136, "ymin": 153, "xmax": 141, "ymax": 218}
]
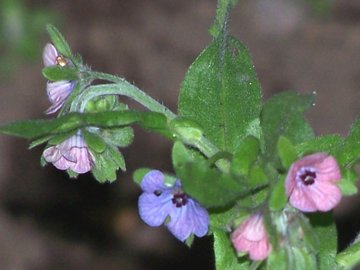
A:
[
  {"xmin": 42, "ymin": 43, "xmax": 75, "ymax": 114},
  {"xmin": 285, "ymin": 152, "xmax": 342, "ymax": 212},
  {"xmin": 43, "ymin": 131, "xmax": 94, "ymax": 174},
  {"xmin": 231, "ymin": 214, "xmax": 272, "ymax": 261}
]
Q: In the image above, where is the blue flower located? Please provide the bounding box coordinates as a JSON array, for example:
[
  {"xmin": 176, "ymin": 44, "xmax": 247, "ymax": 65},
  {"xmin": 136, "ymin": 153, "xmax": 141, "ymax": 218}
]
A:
[{"xmin": 138, "ymin": 170, "xmax": 209, "ymax": 242}]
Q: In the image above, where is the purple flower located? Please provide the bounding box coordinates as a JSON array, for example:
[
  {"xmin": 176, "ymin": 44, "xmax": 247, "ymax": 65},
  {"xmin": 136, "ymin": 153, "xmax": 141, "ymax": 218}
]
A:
[
  {"xmin": 43, "ymin": 130, "xmax": 94, "ymax": 174},
  {"xmin": 138, "ymin": 170, "xmax": 209, "ymax": 242},
  {"xmin": 285, "ymin": 152, "xmax": 342, "ymax": 212},
  {"xmin": 42, "ymin": 43, "xmax": 75, "ymax": 114},
  {"xmin": 231, "ymin": 213, "xmax": 272, "ymax": 261}
]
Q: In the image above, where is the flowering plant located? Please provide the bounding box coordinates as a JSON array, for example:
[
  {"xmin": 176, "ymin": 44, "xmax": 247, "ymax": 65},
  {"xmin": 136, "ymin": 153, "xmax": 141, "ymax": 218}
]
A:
[{"xmin": 1, "ymin": 0, "xmax": 360, "ymax": 269}]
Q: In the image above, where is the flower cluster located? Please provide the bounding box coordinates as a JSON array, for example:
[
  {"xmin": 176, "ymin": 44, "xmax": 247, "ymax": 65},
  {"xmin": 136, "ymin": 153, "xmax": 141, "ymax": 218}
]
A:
[
  {"xmin": 230, "ymin": 152, "xmax": 342, "ymax": 261},
  {"xmin": 138, "ymin": 170, "xmax": 209, "ymax": 242},
  {"xmin": 43, "ymin": 43, "xmax": 76, "ymax": 114},
  {"xmin": 42, "ymin": 44, "xmax": 93, "ymax": 174}
]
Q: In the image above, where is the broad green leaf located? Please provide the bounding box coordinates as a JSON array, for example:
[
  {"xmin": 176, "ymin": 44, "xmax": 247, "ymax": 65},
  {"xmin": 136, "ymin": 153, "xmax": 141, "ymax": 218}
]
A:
[
  {"xmin": 178, "ymin": 36, "xmax": 262, "ymax": 153},
  {"xmin": 82, "ymin": 129, "xmax": 106, "ymax": 153},
  {"xmin": 269, "ymin": 175, "xmax": 287, "ymax": 211},
  {"xmin": 338, "ymin": 117, "xmax": 360, "ymax": 167},
  {"xmin": 42, "ymin": 66, "xmax": 79, "ymax": 81},
  {"xmin": 277, "ymin": 136, "xmax": 298, "ymax": 169},
  {"xmin": 213, "ymin": 230, "xmax": 249, "ymax": 270},
  {"xmin": 231, "ymin": 136, "xmax": 260, "ymax": 176},
  {"xmin": 177, "ymin": 160, "xmax": 248, "ymax": 208},
  {"xmin": 261, "ymin": 91, "xmax": 314, "ymax": 163},
  {"xmin": 0, "ymin": 111, "xmax": 167, "ymax": 139},
  {"xmin": 309, "ymin": 213, "xmax": 338, "ymax": 270},
  {"xmin": 295, "ymin": 135, "xmax": 344, "ymax": 157},
  {"xmin": 46, "ymin": 24, "xmax": 72, "ymax": 58}
]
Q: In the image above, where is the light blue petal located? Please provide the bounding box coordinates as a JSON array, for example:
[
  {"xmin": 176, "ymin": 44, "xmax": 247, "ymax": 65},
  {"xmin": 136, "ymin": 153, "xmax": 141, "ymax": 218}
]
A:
[
  {"xmin": 140, "ymin": 170, "xmax": 167, "ymax": 193},
  {"xmin": 138, "ymin": 191, "xmax": 173, "ymax": 227},
  {"xmin": 167, "ymin": 199, "xmax": 209, "ymax": 241}
]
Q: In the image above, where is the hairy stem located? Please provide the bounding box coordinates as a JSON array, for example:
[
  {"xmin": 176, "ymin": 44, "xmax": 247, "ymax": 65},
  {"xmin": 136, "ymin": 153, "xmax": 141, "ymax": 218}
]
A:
[{"xmin": 337, "ymin": 241, "xmax": 360, "ymax": 270}]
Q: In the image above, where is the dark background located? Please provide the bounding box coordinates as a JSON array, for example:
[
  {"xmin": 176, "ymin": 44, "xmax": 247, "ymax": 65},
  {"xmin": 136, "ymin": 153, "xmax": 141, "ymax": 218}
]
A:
[{"xmin": 0, "ymin": 0, "xmax": 359, "ymax": 269}]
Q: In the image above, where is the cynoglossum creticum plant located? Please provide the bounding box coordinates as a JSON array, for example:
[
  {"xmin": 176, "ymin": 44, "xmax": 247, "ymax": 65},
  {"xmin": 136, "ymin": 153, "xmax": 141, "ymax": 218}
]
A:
[{"xmin": 0, "ymin": 0, "xmax": 360, "ymax": 269}]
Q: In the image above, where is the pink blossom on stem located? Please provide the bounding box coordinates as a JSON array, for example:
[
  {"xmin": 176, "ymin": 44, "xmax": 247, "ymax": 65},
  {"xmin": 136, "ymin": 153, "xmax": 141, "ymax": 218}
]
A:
[
  {"xmin": 231, "ymin": 214, "xmax": 271, "ymax": 261},
  {"xmin": 43, "ymin": 131, "xmax": 94, "ymax": 174},
  {"xmin": 285, "ymin": 152, "xmax": 342, "ymax": 212},
  {"xmin": 42, "ymin": 43, "xmax": 75, "ymax": 114}
]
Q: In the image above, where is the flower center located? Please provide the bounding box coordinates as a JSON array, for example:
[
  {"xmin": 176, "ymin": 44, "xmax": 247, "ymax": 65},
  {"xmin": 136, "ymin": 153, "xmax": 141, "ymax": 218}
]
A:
[
  {"xmin": 56, "ymin": 55, "xmax": 67, "ymax": 67},
  {"xmin": 298, "ymin": 168, "xmax": 316, "ymax": 186},
  {"xmin": 172, "ymin": 192, "xmax": 188, "ymax": 208},
  {"xmin": 154, "ymin": 190, "xmax": 162, "ymax": 197}
]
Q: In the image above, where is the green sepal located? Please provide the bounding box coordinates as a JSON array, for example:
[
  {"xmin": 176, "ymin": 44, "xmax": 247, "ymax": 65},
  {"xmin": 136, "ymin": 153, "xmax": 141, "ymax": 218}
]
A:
[
  {"xmin": 231, "ymin": 136, "xmax": 260, "ymax": 176},
  {"xmin": 46, "ymin": 24, "xmax": 72, "ymax": 58},
  {"xmin": 269, "ymin": 175, "xmax": 287, "ymax": 211},
  {"xmin": 133, "ymin": 168, "xmax": 152, "ymax": 185},
  {"xmin": 42, "ymin": 66, "xmax": 78, "ymax": 81},
  {"xmin": 338, "ymin": 169, "xmax": 358, "ymax": 196},
  {"xmin": 169, "ymin": 117, "xmax": 203, "ymax": 145},
  {"xmin": 277, "ymin": 136, "xmax": 298, "ymax": 169},
  {"xmin": 82, "ymin": 129, "xmax": 106, "ymax": 153},
  {"xmin": 29, "ymin": 134, "xmax": 55, "ymax": 149},
  {"xmin": 102, "ymin": 127, "xmax": 134, "ymax": 148}
]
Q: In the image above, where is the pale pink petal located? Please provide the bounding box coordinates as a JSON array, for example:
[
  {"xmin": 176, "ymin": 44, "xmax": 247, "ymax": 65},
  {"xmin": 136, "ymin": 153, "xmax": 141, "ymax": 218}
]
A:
[
  {"xmin": 43, "ymin": 43, "xmax": 58, "ymax": 67},
  {"xmin": 288, "ymin": 185, "xmax": 317, "ymax": 212},
  {"xmin": 52, "ymin": 156, "xmax": 71, "ymax": 170},
  {"xmin": 306, "ymin": 181, "xmax": 342, "ymax": 212},
  {"xmin": 249, "ymin": 238, "xmax": 272, "ymax": 261},
  {"xmin": 315, "ymin": 156, "xmax": 341, "ymax": 183},
  {"xmin": 70, "ymin": 148, "xmax": 93, "ymax": 174},
  {"xmin": 43, "ymin": 146, "xmax": 61, "ymax": 163}
]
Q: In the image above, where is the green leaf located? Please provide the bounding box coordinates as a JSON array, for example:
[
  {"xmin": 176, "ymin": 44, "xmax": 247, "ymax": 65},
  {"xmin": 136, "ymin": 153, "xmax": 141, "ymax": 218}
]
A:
[
  {"xmin": 169, "ymin": 117, "xmax": 203, "ymax": 145},
  {"xmin": 178, "ymin": 36, "xmax": 262, "ymax": 153},
  {"xmin": 231, "ymin": 136, "xmax": 260, "ymax": 176},
  {"xmin": 172, "ymin": 141, "xmax": 194, "ymax": 168},
  {"xmin": 46, "ymin": 24, "xmax": 72, "ymax": 58},
  {"xmin": 267, "ymin": 249, "xmax": 287, "ymax": 270},
  {"xmin": 0, "ymin": 111, "xmax": 167, "ymax": 140},
  {"xmin": 42, "ymin": 66, "xmax": 79, "ymax": 81},
  {"xmin": 82, "ymin": 129, "xmax": 106, "ymax": 153},
  {"xmin": 309, "ymin": 213, "xmax": 338, "ymax": 270},
  {"xmin": 277, "ymin": 136, "xmax": 298, "ymax": 169},
  {"xmin": 177, "ymin": 160, "xmax": 248, "ymax": 208},
  {"xmin": 213, "ymin": 230, "xmax": 249, "ymax": 270},
  {"xmin": 269, "ymin": 175, "xmax": 287, "ymax": 211},
  {"xmin": 338, "ymin": 117, "xmax": 360, "ymax": 167},
  {"xmin": 261, "ymin": 91, "xmax": 314, "ymax": 163}
]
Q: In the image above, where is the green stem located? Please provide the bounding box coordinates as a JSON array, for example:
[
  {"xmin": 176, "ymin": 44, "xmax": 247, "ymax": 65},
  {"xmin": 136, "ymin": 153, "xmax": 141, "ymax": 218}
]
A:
[
  {"xmin": 72, "ymin": 71, "xmax": 231, "ymax": 172},
  {"xmin": 337, "ymin": 241, "xmax": 360, "ymax": 270}
]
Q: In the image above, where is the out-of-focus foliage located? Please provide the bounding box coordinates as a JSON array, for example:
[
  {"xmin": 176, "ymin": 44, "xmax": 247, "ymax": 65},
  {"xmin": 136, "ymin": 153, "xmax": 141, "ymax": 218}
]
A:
[{"xmin": 0, "ymin": 0, "xmax": 58, "ymax": 78}]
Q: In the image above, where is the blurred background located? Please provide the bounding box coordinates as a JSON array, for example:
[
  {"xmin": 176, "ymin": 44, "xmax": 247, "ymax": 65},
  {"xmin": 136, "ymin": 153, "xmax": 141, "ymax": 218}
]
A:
[{"xmin": 0, "ymin": 0, "xmax": 359, "ymax": 269}]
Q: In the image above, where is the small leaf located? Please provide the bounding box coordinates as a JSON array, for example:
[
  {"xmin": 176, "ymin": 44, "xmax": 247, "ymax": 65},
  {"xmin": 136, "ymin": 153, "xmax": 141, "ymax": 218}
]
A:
[
  {"xmin": 42, "ymin": 66, "xmax": 79, "ymax": 81},
  {"xmin": 172, "ymin": 141, "xmax": 194, "ymax": 168},
  {"xmin": 338, "ymin": 117, "xmax": 360, "ymax": 167},
  {"xmin": 82, "ymin": 129, "xmax": 106, "ymax": 153},
  {"xmin": 213, "ymin": 230, "xmax": 249, "ymax": 270},
  {"xmin": 267, "ymin": 249, "xmax": 287, "ymax": 270},
  {"xmin": 177, "ymin": 160, "xmax": 248, "ymax": 208},
  {"xmin": 261, "ymin": 91, "xmax": 314, "ymax": 163},
  {"xmin": 108, "ymin": 145, "xmax": 126, "ymax": 171},
  {"xmin": 133, "ymin": 168, "xmax": 152, "ymax": 185},
  {"xmin": 29, "ymin": 134, "xmax": 55, "ymax": 149},
  {"xmin": 231, "ymin": 136, "xmax": 260, "ymax": 176},
  {"xmin": 338, "ymin": 169, "xmax": 358, "ymax": 196},
  {"xmin": 102, "ymin": 127, "xmax": 134, "ymax": 147},
  {"xmin": 277, "ymin": 136, "xmax": 298, "ymax": 169},
  {"xmin": 169, "ymin": 117, "xmax": 203, "ymax": 145},
  {"xmin": 46, "ymin": 24, "xmax": 72, "ymax": 58},
  {"xmin": 269, "ymin": 175, "xmax": 287, "ymax": 211},
  {"xmin": 296, "ymin": 135, "xmax": 344, "ymax": 157}
]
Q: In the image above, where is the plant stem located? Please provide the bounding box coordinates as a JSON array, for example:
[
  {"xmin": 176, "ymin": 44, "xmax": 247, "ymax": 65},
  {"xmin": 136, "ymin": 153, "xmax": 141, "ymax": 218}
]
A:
[
  {"xmin": 337, "ymin": 241, "xmax": 360, "ymax": 270},
  {"xmin": 72, "ymin": 71, "xmax": 231, "ymax": 172}
]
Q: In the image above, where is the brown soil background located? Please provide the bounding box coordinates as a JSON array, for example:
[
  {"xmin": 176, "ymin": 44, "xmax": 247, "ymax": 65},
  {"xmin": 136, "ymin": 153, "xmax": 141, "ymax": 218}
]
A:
[{"xmin": 0, "ymin": 0, "xmax": 359, "ymax": 269}]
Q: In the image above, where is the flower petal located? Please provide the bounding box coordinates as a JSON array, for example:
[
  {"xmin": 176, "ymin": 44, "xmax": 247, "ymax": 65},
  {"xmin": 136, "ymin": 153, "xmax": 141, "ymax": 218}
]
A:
[
  {"xmin": 43, "ymin": 146, "xmax": 61, "ymax": 163},
  {"xmin": 140, "ymin": 170, "xmax": 168, "ymax": 193},
  {"xmin": 167, "ymin": 206, "xmax": 193, "ymax": 242},
  {"xmin": 43, "ymin": 43, "xmax": 58, "ymax": 67},
  {"xmin": 316, "ymin": 156, "xmax": 341, "ymax": 183},
  {"xmin": 288, "ymin": 185, "xmax": 317, "ymax": 212},
  {"xmin": 306, "ymin": 181, "xmax": 342, "ymax": 212},
  {"xmin": 248, "ymin": 238, "xmax": 272, "ymax": 261},
  {"xmin": 187, "ymin": 199, "xmax": 209, "ymax": 237},
  {"xmin": 138, "ymin": 192, "xmax": 173, "ymax": 227},
  {"xmin": 70, "ymin": 148, "xmax": 93, "ymax": 174}
]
